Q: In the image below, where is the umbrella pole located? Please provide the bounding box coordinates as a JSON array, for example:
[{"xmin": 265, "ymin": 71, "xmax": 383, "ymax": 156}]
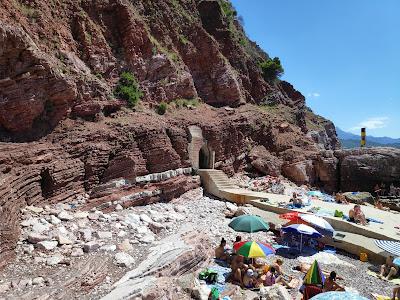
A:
[{"xmin": 300, "ymin": 234, "xmax": 303, "ymax": 252}]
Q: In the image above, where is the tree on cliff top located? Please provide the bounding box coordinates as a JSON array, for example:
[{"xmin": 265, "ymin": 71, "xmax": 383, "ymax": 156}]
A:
[
  {"xmin": 260, "ymin": 57, "xmax": 284, "ymax": 82},
  {"xmin": 114, "ymin": 72, "xmax": 143, "ymax": 108}
]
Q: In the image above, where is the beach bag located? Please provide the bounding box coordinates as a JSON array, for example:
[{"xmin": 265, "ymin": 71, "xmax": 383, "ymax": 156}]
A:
[
  {"xmin": 334, "ymin": 210, "xmax": 344, "ymax": 218},
  {"xmin": 210, "ymin": 287, "xmax": 220, "ymax": 300},
  {"xmin": 198, "ymin": 269, "xmax": 218, "ymax": 284}
]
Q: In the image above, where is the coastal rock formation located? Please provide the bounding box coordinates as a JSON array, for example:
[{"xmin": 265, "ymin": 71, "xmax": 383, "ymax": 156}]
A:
[
  {"xmin": 1, "ymin": 0, "xmax": 394, "ymax": 271},
  {"xmin": 316, "ymin": 147, "xmax": 400, "ymax": 192}
]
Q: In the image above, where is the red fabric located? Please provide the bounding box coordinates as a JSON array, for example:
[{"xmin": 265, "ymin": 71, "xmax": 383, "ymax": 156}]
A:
[
  {"xmin": 279, "ymin": 212, "xmax": 301, "ymax": 221},
  {"xmin": 302, "ymin": 285, "xmax": 323, "ymax": 300}
]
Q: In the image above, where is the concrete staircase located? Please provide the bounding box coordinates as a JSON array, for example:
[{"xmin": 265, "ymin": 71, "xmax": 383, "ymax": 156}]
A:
[{"xmin": 198, "ymin": 169, "xmax": 276, "ymax": 204}]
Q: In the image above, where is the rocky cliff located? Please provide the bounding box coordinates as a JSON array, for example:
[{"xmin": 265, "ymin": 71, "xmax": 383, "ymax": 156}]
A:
[{"xmin": 0, "ymin": 0, "xmax": 343, "ymax": 267}]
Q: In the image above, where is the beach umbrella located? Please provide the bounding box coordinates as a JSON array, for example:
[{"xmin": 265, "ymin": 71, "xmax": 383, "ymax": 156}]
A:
[
  {"xmin": 303, "ymin": 260, "xmax": 325, "ymax": 285},
  {"xmin": 375, "ymin": 240, "xmax": 400, "ymax": 256},
  {"xmin": 279, "ymin": 211, "xmax": 302, "ymax": 221},
  {"xmin": 310, "ymin": 291, "xmax": 369, "ymax": 300},
  {"xmin": 228, "ymin": 215, "xmax": 269, "ymax": 234},
  {"xmin": 281, "ymin": 224, "xmax": 323, "ymax": 252},
  {"xmin": 300, "ymin": 214, "xmax": 335, "ymax": 234},
  {"xmin": 233, "ymin": 241, "xmax": 275, "ymax": 258}
]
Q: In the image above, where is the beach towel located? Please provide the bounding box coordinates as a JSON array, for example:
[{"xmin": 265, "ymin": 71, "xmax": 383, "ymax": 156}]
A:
[
  {"xmin": 205, "ymin": 265, "xmax": 231, "ymax": 293},
  {"xmin": 367, "ymin": 270, "xmax": 400, "ymax": 284},
  {"xmin": 367, "ymin": 217, "xmax": 384, "ymax": 224},
  {"xmin": 302, "ymin": 284, "xmax": 323, "ymax": 300}
]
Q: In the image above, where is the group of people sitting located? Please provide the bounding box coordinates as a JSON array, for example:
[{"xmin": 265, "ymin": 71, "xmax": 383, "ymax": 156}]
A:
[{"xmin": 214, "ymin": 237, "xmax": 345, "ymax": 294}]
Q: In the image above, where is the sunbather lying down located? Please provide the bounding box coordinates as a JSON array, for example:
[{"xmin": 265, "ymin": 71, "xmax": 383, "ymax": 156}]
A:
[{"xmin": 292, "ymin": 263, "xmax": 343, "ymax": 280}]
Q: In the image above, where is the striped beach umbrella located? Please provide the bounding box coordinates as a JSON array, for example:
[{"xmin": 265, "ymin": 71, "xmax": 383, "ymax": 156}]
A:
[
  {"xmin": 233, "ymin": 241, "xmax": 275, "ymax": 258},
  {"xmin": 300, "ymin": 214, "xmax": 335, "ymax": 235},
  {"xmin": 375, "ymin": 240, "xmax": 400, "ymax": 256},
  {"xmin": 304, "ymin": 260, "xmax": 325, "ymax": 285}
]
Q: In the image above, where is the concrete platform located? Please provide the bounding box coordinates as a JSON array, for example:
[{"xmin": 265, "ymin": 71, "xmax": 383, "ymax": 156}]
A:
[
  {"xmin": 249, "ymin": 206, "xmax": 390, "ymax": 264},
  {"xmin": 250, "ymin": 198, "xmax": 400, "ymax": 242},
  {"xmin": 198, "ymin": 168, "xmax": 400, "ymax": 263}
]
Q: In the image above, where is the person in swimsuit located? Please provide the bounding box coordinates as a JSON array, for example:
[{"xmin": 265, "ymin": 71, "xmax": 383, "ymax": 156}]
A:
[
  {"xmin": 243, "ymin": 269, "xmax": 256, "ymax": 288},
  {"xmin": 323, "ymin": 271, "xmax": 345, "ymax": 292},
  {"xmin": 293, "ymin": 263, "xmax": 343, "ymax": 280},
  {"xmin": 263, "ymin": 267, "xmax": 291, "ymax": 288},
  {"xmin": 215, "ymin": 238, "xmax": 228, "ymax": 261},
  {"xmin": 349, "ymin": 204, "xmax": 367, "ymax": 225},
  {"xmin": 380, "ymin": 256, "xmax": 400, "ymax": 280},
  {"xmin": 230, "ymin": 255, "xmax": 247, "ymax": 286}
]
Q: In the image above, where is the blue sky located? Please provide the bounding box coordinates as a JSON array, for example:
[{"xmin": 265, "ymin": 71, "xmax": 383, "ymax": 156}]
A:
[{"xmin": 231, "ymin": 0, "xmax": 400, "ymax": 138}]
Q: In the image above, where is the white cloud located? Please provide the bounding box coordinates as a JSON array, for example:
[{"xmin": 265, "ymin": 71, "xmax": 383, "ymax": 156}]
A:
[
  {"xmin": 349, "ymin": 117, "xmax": 389, "ymax": 131},
  {"xmin": 307, "ymin": 92, "xmax": 320, "ymax": 98}
]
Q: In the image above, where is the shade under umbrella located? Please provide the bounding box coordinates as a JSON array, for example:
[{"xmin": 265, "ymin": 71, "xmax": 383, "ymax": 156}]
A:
[
  {"xmin": 311, "ymin": 291, "xmax": 369, "ymax": 300},
  {"xmin": 375, "ymin": 240, "xmax": 400, "ymax": 256},
  {"xmin": 300, "ymin": 214, "xmax": 335, "ymax": 233},
  {"xmin": 282, "ymin": 224, "xmax": 323, "ymax": 252},
  {"xmin": 233, "ymin": 241, "xmax": 275, "ymax": 258},
  {"xmin": 228, "ymin": 215, "xmax": 269, "ymax": 233}
]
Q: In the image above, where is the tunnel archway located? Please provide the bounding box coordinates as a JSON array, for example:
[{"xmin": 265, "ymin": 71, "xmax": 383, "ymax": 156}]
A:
[{"xmin": 199, "ymin": 145, "xmax": 211, "ymax": 169}]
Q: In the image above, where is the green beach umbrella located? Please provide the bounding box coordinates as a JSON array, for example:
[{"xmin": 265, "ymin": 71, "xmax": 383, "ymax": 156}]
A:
[
  {"xmin": 228, "ymin": 215, "xmax": 269, "ymax": 233},
  {"xmin": 303, "ymin": 260, "xmax": 325, "ymax": 285}
]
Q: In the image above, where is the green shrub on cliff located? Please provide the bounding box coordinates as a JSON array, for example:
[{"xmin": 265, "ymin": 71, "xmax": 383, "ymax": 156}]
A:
[
  {"xmin": 114, "ymin": 72, "xmax": 143, "ymax": 108},
  {"xmin": 157, "ymin": 102, "xmax": 168, "ymax": 115},
  {"xmin": 260, "ymin": 57, "xmax": 284, "ymax": 82}
]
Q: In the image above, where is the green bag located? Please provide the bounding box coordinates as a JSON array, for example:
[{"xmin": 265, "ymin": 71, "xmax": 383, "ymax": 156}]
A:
[
  {"xmin": 210, "ymin": 287, "xmax": 220, "ymax": 300},
  {"xmin": 206, "ymin": 271, "xmax": 218, "ymax": 284},
  {"xmin": 199, "ymin": 269, "xmax": 210, "ymax": 280},
  {"xmin": 334, "ymin": 210, "xmax": 344, "ymax": 218}
]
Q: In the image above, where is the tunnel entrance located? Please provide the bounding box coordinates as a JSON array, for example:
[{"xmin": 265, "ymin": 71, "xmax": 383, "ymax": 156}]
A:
[
  {"xmin": 199, "ymin": 145, "xmax": 211, "ymax": 169},
  {"xmin": 187, "ymin": 125, "xmax": 215, "ymax": 170}
]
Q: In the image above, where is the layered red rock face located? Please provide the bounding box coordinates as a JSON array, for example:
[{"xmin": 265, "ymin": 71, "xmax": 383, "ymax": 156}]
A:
[{"xmin": 0, "ymin": 0, "xmax": 341, "ymax": 268}]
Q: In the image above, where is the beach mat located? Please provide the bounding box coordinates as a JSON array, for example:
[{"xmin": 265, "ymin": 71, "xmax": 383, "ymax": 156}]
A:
[
  {"xmin": 367, "ymin": 270, "xmax": 400, "ymax": 284},
  {"xmin": 372, "ymin": 293, "xmax": 398, "ymax": 300}
]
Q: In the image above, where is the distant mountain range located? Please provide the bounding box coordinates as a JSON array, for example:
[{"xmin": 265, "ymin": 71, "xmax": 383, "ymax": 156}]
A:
[{"xmin": 336, "ymin": 127, "xmax": 400, "ymax": 149}]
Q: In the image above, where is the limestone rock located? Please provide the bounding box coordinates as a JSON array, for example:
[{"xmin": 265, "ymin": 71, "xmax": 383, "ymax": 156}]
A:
[
  {"xmin": 83, "ymin": 241, "xmax": 100, "ymax": 253},
  {"xmin": 74, "ymin": 211, "xmax": 89, "ymax": 219},
  {"xmin": 100, "ymin": 244, "xmax": 117, "ymax": 252},
  {"xmin": 117, "ymin": 239, "xmax": 133, "ymax": 252},
  {"xmin": 27, "ymin": 233, "xmax": 49, "ymax": 244},
  {"xmin": 114, "ymin": 252, "xmax": 135, "ymax": 267},
  {"xmin": 139, "ymin": 214, "xmax": 152, "ymax": 223},
  {"xmin": 0, "ymin": 282, "xmax": 11, "ymax": 293},
  {"xmin": 259, "ymin": 284, "xmax": 291, "ymax": 300},
  {"xmin": 95, "ymin": 231, "xmax": 112, "ymax": 239},
  {"xmin": 71, "ymin": 248, "xmax": 84, "ymax": 257},
  {"xmin": 26, "ymin": 206, "xmax": 44, "ymax": 214},
  {"xmin": 37, "ymin": 240, "xmax": 58, "ymax": 251},
  {"xmin": 58, "ymin": 211, "xmax": 74, "ymax": 221},
  {"xmin": 57, "ymin": 234, "xmax": 73, "ymax": 245},
  {"xmin": 79, "ymin": 229, "xmax": 92, "ymax": 241},
  {"xmin": 46, "ymin": 254, "xmax": 64, "ymax": 266},
  {"xmin": 50, "ymin": 215, "xmax": 62, "ymax": 225},
  {"xmin": 32, "ymin": 277, "xmax": 45, "ymax": 286}
]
